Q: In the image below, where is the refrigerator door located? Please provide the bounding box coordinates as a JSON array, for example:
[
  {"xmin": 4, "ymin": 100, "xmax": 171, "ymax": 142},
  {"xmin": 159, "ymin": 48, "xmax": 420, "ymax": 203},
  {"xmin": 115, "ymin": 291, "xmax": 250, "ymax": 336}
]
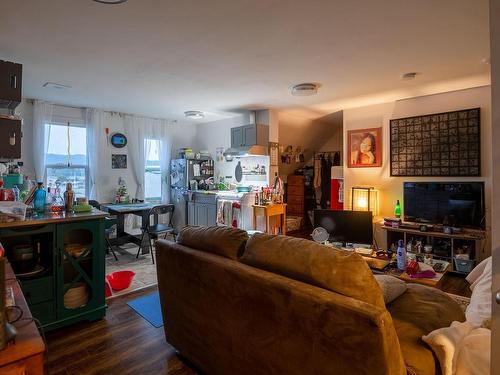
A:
[
  {"xmin": 171, "ymin": 187, "xmax": 188, "ymax": 233},
  {"xmin": 170, "ymin": 159, "xmax": 187, "ymax": 188}
]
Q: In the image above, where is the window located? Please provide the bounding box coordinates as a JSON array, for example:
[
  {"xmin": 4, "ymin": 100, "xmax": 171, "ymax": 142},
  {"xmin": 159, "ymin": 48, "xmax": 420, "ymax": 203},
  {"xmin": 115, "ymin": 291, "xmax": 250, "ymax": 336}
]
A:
[
  {"xmin": 45, "ymin": 123, "xmax": 88, "ymax": 197},
  {"xmin": 145, "ymin": 139, "xmax": 161, "ymax": 201}
]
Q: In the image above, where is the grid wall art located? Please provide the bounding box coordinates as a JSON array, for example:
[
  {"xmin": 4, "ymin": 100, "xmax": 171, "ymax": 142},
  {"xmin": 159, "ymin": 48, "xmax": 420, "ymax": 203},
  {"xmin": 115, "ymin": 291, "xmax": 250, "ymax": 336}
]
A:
[{"xmin": 390, "ymin": 108, "xmax": 480, "ymax": 177}]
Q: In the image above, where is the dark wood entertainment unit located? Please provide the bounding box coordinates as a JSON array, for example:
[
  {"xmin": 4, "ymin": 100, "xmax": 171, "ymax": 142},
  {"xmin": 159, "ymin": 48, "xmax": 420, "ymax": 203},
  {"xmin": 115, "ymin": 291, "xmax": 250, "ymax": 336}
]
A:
[{"xmin": 381, "ymin": 223, "xmax": 486, "ymax": 275}]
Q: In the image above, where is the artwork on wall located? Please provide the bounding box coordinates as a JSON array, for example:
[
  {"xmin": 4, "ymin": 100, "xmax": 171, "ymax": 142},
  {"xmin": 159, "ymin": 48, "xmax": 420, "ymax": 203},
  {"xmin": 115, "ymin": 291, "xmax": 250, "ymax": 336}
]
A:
[
  {"xmin": 390, "ymin": 108, "xmax": 480, "ymax": 177},
  {"xmin": 347, "ymin": 127, "xmax": 382, "ymax": 168},
  {"xmin": 111, "ymin": 154, "xmax": 127, "ymax": 169}
]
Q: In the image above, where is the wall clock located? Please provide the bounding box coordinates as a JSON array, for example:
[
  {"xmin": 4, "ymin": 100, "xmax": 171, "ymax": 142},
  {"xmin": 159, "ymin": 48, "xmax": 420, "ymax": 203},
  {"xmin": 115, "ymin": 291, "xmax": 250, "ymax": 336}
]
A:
[{"xmin": 110, "ymin": 133, "xmax": 127, "ymax": 148}]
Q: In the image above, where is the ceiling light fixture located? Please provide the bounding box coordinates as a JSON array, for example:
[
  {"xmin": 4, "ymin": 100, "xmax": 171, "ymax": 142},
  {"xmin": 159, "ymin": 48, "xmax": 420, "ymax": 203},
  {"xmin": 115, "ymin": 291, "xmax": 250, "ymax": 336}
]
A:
[
  {"xmin": 184, "ymin": 110, "xmax": 205, "ymax": 119},
  {"xmin": 92, "ymin": 0, "xmax": 128, "ymax": 4},
  {"xmin": 401, "ymin": 72, "xmax": 419, "ymax": 80},
  {"xmin": 291, "ymin": 83, "xmax": 319, "ymax": 96}
]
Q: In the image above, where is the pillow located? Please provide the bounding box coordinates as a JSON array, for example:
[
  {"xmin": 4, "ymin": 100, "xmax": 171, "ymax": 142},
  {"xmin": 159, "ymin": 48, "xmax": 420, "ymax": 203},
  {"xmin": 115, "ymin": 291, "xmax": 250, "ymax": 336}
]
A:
[
  {"xmin": 422, "ymin": 321, "xmax": 490, "ymax": 375},
  {"xmin": 422, "ymin": 321, "xmax": 474, "ymax": 375},
  {"xmin": 465, "ymin": 257, "xmax": 491, "ymax": 327},
  {"xmin": 176, "ymin": 226, "xmax": 248, "ymax": 260},
  {"xmin": 240, "ymin": 233, "xmax": 386, "ymax": 308},
  {"xmin": 374, "ymin": 275, "xmax": 407, "ymax": 304}
]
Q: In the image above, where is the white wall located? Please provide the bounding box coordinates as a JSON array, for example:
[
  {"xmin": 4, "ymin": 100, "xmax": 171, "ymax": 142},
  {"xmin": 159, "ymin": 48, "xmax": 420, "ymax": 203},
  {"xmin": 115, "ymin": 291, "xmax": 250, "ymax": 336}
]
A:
[
  {"xmin": 16, "ymin": 100, "xmax": 197, "ymax": 202},
  {"xmin": 343, "ymin": 86, "xmax": 492, "ymax": 259}
]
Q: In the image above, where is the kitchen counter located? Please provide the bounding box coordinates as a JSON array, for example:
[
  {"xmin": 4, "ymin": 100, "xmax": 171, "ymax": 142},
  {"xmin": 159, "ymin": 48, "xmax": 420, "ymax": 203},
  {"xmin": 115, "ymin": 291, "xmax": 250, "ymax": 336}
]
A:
[{"xmin": 0, "ymin": 208, "xmax": 109, "ymax": 229}]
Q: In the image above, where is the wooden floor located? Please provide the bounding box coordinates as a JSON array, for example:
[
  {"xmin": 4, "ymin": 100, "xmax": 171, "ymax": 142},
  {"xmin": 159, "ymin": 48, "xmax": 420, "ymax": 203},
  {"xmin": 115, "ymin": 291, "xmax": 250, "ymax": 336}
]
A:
[{"xmin": 45, "ymin": 286, "xmax": 195, "ymax": 375}]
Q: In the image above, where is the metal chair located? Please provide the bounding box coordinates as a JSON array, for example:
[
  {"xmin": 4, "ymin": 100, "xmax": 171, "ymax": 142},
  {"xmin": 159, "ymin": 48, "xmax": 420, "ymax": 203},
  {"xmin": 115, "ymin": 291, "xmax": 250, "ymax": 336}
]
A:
[
  {"xmin": 136, "ymin": 204, "xmax": 175, "ymax": 264},
  {"xmin": 89, "ymin": 200, "xmax": 118, "ymax": 261}
]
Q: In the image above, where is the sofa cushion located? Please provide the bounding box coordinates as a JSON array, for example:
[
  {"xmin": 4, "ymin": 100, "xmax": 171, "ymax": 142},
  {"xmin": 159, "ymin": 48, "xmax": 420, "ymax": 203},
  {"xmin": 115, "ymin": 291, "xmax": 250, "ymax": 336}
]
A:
[
  {"xmin": 177, "ymin": 226, "xmax": 248, "ymax": 260},
  {"xmin": 387, "ymin": 284, "xmax": 466, "ymax": 375},
  {"xmin": 240, "ymin": 233, "xmax": 385, "ymax": 308},
  {"xmin": 374, "ymin": 275, "xmax": 408, "ymax": 304}
]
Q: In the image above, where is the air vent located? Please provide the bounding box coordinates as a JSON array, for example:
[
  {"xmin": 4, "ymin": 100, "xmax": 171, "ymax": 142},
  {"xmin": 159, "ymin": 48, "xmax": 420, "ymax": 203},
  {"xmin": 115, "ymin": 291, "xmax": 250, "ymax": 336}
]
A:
[
  {"xmin": 184, "ymin": 110, "xmax": 205, "ymax": 119},
  {"xmin": 401, "ymin": 72, "xmax": 419, "ymax": 81},
  {"xmin": 291, "ymin": 83, "xmax": 319, "ymax": 96},
  {"xmin": 42, "ymin": 82, "xmax": 72, "ymax": 90}
]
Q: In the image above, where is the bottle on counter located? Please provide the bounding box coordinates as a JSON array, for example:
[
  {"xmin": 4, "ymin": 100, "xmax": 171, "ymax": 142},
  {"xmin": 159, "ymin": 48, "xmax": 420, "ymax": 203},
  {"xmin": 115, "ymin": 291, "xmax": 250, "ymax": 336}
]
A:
[
  {"xmin": 33, "ymin": 182, "xmax": 46, "ymax": 214},
  {"xmin": 394, "ymin": 200, "xmax": 401, "ymax": 218},
  {"xmin": 396, "ymin": 239, "xmax": 407, "ymax": 271},
  {"xmin": 64, "ymin": 183, "xmax": 75, "ymax": 212},
  {"xmin": 51, "ymin": 186, "xmax": 65, "ymax": 213}
]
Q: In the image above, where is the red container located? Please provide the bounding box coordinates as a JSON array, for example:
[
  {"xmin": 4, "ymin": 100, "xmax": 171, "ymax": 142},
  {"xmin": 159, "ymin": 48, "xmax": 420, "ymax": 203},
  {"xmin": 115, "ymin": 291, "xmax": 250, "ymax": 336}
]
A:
[{"xmin": 106, "ymin": 270, "xmax": 135, "ymax": 291}]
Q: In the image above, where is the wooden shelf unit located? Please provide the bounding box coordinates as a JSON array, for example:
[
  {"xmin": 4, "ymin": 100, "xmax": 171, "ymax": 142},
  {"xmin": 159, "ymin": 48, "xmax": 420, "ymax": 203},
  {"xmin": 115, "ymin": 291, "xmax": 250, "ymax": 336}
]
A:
[{"xmin": 381, "ymin": 224, "xmax": 485, "ymax": 275}]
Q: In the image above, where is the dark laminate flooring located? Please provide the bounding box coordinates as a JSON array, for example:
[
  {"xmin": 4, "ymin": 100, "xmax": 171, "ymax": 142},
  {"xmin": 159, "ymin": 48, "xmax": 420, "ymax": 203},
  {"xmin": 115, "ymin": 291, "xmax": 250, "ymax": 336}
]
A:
[{"xmin": 45, "ymin": 286, "xmax": 196, "ymax": 375}]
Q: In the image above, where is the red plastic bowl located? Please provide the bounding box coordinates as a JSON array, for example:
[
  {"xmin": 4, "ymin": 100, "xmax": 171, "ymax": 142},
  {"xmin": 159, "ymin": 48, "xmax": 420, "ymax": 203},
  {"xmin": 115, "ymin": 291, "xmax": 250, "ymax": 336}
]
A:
[{"xmin": 106, "ymin": 270, "xmax": 135, "ymax": 291}]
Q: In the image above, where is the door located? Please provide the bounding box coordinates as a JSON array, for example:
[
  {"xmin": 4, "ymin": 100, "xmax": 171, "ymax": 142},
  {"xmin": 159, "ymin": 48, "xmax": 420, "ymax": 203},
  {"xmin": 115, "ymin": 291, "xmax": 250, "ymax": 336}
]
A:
[
  {"xmin": 0, "ymin": 118, "xmax": 21, "ymax": 159},
  {"xmin": 231, "ymin": 126, "xmax": 244, "ymax": 148},
  {"xmin": 188, "ymin": 202, "xmax": 196, "ymax": 226},
  {"xmin": 55, "ymin": 221, "xmax": 105, "ymax": 319},
  {"xmin": 0, "ymin": 60, "xmax": 22, "ymax": 108},
  {"xmin": 242, "ymin": 124, "xmax": 256, "ymax": 146},
  {"xmin": 207, "ymin": 204, "xmax": 217, "ymax": 226},
  {"xmin": 195, "ymin": 203, "xmax": 209, "ymax": 226}
]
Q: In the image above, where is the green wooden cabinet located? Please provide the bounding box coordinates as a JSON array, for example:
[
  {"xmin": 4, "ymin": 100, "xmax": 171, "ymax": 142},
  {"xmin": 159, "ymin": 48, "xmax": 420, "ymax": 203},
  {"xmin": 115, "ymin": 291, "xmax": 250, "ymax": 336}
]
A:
[
  {"xmin": 55, "ymin": 220, "xmax": 106, "ymax": 324},
  {"xmin": 0, "ymin": 218, "xmax": 106, "ymax": 331}
]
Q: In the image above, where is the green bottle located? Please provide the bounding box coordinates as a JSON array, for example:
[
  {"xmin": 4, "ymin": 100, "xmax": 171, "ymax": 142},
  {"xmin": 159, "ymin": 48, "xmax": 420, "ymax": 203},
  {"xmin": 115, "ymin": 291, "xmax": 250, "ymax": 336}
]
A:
[{"xmin": 394, "ymin": 200, "xmax": 401, "ymax": 218}]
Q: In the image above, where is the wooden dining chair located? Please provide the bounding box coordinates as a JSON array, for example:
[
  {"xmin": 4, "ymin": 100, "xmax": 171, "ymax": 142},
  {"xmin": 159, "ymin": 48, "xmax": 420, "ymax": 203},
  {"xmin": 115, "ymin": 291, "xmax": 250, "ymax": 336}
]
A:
[
  {"xmin": 136, "ymin": 204, "xmax": 175, "ymax": 264},
  {"xmin": 89, "ymin": 200, "xmax": 118, "ymax": 261}
]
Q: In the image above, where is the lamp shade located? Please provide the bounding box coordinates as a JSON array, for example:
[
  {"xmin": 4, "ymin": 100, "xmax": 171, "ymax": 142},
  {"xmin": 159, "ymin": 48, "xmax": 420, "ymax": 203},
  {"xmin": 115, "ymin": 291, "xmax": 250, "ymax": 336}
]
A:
[{"xmin": 351, "ymin": 186, "xmax": 379, "ymax": 215}]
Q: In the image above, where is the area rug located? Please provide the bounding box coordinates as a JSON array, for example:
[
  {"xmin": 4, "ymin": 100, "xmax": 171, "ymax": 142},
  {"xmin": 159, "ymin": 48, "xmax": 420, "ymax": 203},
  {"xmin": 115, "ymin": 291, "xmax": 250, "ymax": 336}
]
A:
[{"xmin": 127, "ymin": 291, "xmax": 163, "ymax": 328}]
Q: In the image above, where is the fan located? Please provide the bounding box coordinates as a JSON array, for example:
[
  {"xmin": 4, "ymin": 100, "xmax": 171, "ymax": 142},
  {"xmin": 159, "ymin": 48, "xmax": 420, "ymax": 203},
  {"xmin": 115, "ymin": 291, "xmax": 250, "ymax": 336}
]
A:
[{"xmin": 311, "ymin": 227, "xmax": 329, "ymax": 243}]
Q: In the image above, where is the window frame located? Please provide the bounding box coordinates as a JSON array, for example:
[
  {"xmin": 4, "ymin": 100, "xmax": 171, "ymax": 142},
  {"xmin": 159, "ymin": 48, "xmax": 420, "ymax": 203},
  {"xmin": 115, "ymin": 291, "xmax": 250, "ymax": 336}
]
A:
[{"xmin": 44, "ymin": 121, "xmax": 89, "ymax": 197}]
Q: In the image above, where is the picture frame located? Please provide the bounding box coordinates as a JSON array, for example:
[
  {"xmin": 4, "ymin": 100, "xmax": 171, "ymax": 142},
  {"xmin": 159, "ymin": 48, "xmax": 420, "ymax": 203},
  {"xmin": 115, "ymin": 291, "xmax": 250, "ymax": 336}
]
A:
[
  {"xmin": 111, "ymin": 154, "xmax": 127, "ymax": 169},
  {"xmin": 347, "ymin": 127, "xmax": 382, "ymax": 168}
]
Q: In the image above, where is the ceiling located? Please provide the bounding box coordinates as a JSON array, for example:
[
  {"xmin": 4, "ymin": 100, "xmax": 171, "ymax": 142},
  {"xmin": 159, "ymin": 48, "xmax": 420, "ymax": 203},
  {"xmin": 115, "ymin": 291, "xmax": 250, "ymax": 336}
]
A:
[{"xmin": 0, "ymin": 0, "xmax": 490, "ymax": 123}]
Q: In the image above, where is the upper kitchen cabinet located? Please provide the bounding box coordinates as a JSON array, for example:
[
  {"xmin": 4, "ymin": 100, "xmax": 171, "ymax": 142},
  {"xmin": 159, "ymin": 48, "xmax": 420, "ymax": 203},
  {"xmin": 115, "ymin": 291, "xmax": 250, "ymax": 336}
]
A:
[
  {"xmin": 0, "ymin": 117, "xmax": 22, "ymax": 159},
  {"xmin": 0, "ymin": 60, "xmax": 22, "ymax": 110},
  {"xmin": 230, "ymin": 124, "xmax": 269, "ymax": 148}
]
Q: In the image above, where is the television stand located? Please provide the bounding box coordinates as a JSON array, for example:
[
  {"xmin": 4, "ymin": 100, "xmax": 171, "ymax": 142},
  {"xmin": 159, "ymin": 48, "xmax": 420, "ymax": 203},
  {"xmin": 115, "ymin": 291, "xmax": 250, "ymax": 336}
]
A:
[{"xmin": 380, "ymin": 224, "xmax": 486, "ymax": 275}]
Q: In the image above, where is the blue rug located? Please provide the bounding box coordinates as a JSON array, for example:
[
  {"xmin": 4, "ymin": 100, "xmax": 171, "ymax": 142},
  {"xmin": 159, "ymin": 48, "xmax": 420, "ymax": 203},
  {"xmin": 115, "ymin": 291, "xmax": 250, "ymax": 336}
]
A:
[{"xmin": 127, "ymin": 291, "xmax": 164, "ymax": 328}]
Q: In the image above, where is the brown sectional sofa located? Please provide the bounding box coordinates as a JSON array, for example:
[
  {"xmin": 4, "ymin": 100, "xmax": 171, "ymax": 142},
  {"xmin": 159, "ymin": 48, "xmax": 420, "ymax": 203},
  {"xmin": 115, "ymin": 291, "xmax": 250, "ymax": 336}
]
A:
[{"xmin": 155, "ymin": 226, "xmax": 465, "ymax": 375}]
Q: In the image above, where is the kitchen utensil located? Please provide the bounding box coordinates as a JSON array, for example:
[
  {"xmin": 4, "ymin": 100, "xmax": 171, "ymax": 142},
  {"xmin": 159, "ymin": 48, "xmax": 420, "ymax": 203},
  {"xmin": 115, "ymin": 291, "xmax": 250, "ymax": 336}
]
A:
[
  {"xmin": 235, "ymin": 161, "xmax": 243, "ymax": 182},
  {"xmin": 236, "ymin": 186, "xmax": 251, "ymax": 193}
]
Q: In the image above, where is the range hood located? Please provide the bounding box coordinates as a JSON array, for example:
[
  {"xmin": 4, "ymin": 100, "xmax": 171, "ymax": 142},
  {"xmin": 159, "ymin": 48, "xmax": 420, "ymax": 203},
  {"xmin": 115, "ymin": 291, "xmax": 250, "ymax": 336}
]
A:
[{"xmin": 223, "ymin": 111, "xmax": 269, "ymax": 160}]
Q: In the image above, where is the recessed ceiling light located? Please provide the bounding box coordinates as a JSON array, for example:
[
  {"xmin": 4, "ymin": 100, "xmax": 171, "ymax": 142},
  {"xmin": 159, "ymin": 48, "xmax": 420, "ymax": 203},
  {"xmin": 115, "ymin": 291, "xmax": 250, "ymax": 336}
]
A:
[
  {"xmin": 43, "ymin": 82, "xmax": 72, "ymax": 89},
  {"xmin": 291, "ymin": 83, "xmax": 319, "ymax": 96},
  {"xmin": 184, "ymin": 110, "xmax": 205, "ymax": 119},
  {"xmin": 401, "ymin": 72, "xmax": 419, "ymax": 80},
  {"xmin": 92, "ymin": 0, "xmax": 128, "ymax": 4}
]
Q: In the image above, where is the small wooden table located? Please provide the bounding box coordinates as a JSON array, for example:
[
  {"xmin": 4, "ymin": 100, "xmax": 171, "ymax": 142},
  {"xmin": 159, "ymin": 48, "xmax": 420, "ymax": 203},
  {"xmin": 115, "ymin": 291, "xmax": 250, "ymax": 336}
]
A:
[
  {"xmin": 372, "ymin": 262, "xmax": 451, "ymax": 288},
  {"xmin": 0, "ymin": 262, "xmax": 45, "ymax": 375},
  {"xmin": 253, "ymin": 204, "xmax": 287, "ymax": 235}
]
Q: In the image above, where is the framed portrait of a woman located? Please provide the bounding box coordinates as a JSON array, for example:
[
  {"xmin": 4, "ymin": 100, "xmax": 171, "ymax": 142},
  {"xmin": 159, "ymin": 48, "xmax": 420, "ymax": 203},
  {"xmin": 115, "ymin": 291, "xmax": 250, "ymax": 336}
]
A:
[{"xmin": 347, "ymin": 127, "xmax": 382, "ymax": 168}]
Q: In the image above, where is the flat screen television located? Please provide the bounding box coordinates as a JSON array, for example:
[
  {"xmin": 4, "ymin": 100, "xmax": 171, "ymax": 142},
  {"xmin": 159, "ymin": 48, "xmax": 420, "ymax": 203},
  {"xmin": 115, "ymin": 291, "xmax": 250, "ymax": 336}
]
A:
[
  {"xmin": 403, "ymin": 182, "xmax": 485, "ymax": 229},
  {"xmin": 314, "ymin": 210, "xmax": 373, "ymax": 245}
]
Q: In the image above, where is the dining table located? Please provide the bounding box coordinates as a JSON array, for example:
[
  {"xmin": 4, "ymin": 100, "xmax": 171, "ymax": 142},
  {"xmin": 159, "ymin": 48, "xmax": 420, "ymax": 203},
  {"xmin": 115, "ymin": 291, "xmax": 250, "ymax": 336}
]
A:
[{"xmin": 100, "ymin": 202, "xmax": 159, "ymax": 254}]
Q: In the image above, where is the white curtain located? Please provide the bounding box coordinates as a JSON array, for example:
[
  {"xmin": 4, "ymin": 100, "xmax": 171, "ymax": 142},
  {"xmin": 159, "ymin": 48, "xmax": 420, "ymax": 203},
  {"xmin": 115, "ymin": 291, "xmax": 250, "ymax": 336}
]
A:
[
  {"xmin": 124, "ymin": 115, "xmax": 171, "ymax": 202},
  {"xmin": 124, "ymin": 115, "xmax": 146, "ymax": 200},
  {"xmin": 32, "ymin": 100, "xmax": 54, "ymax": 182},
  {"xmin": 85, "ymin": 108, "xmax": 106, "ymax": 201}
]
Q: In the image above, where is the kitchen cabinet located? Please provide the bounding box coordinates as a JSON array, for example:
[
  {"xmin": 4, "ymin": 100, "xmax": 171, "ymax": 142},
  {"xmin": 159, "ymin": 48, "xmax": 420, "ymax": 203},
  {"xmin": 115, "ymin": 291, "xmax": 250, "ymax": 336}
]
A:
[
  {"xmin": 0, "ymin": 212, "xmax": 107, "ymax": 332},
  {"xmin": 230, "ymin": 124, "xmax": 269, "ymax": 148},
  {"xmin": 187, "ymin": 193, "xmax": 217, "ymax": 227},
  {"xmin": 0, "ymin": 60, "xmax": 22, "ymax": 110},
  {"xmin": 0, "ymin": 117, "xmax": 21, "ymax": 159}
]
